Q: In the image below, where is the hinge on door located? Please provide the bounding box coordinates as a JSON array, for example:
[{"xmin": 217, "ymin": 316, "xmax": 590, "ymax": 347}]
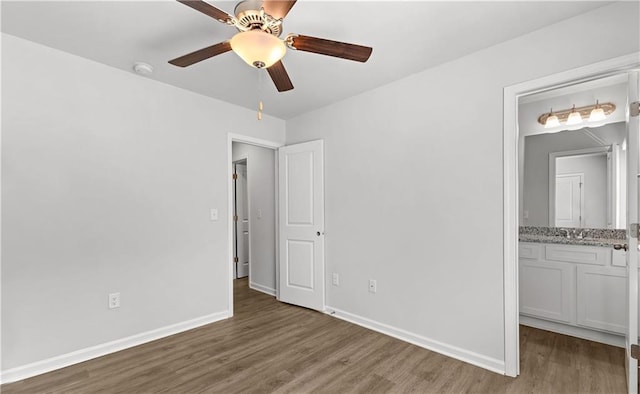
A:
[
  {"xmin": 632, "ymin": 344, "xmax": 640, "ymax": 359},
  {"xmin": 233, "ymin": 173, "xmax": 238, "ymax": 180},
  {"xmin": 631, "ymin": 101, "xmax": 640, "ymax": 117},
  {"xmin": 630, "ymin": 223, "xmax": 640, "ymax": 239},
  {"xmin": 233, "ymin": 215, "xmax": 238, "ymax": 222},
  {"xmin": 233, "ymin": 257, "xmax": 239, "ymax": 263}
]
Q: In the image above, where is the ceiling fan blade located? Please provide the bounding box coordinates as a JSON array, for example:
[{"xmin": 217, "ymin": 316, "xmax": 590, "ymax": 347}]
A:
[
  {"xmin": 261, "ymin": 0, "xmax": 297, "ymax": 19},
  {"xmin": 177, "ymin": 0, "xmax": 232, "ymax": 23},
  {"xmin": 289, "ymin": 34, "xmax": 372, "ymax": 63},
  {"xmin": 169, "ymin": 41, "xmax": 232, "ymax": 67},
  {"xmin": 267, "ymin": 60, "xmax": 294, "ymax": 92}
]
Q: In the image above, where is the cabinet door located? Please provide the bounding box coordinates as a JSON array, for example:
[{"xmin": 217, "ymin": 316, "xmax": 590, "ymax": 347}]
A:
[
  {"xmin": 576, "ymin": 265, "xmax": 626, "ymax": 334},
  {"xmin": 520, "ymin": 260, "xmax": 574, "ymax": 323}
]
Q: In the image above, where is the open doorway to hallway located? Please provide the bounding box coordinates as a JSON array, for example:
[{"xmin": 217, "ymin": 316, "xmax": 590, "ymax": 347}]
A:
[{"xmin": 231, "ymin": 141, "xmax": 278, "ymax": 298}]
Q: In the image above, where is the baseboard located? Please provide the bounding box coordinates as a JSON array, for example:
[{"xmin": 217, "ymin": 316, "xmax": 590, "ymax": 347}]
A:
[
  {"xmin": 519, "ymin": 315, "xmax": 625, "ymax": 348},
  {"xmin": 249, "ymin": 282, "xmax": 276, "ymax": 296},
  {"xmin": 0, "ymin": 311, "xmax": 230, "ymax": 384},
  {"xmin": 326, "ymin": 306, "xmax": 505, "ymax": 375}
]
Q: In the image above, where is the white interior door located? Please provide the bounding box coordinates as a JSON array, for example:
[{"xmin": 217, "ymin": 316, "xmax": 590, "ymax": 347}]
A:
[
  {"xmin": 234, "ymin": 163, "xmax": 249, "ymax": 279},
  {"xmin": 555, "ymin": 173, "xmax": 583, "ymax": 227},
  {"xmin": 626, "ymin": 70, "xmax": 639, "ymax": 394},
  {"xmin": 278, "ymin": 140, "xmax": 325, "ymax": 311}
]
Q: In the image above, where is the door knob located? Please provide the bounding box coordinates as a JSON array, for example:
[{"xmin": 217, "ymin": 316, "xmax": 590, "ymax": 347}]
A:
[
  {"xmin": 613, "ymin": 243, "xmax": 628, "ymax": 251},
  {"xmin": 317, "ymin": 231, "xmax": 324, "ymax": 236}
]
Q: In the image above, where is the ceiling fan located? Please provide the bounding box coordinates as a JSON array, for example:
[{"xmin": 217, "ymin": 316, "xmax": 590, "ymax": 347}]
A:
[{"xmin": 169, "ymin": 0, "xmax": 373, "ymax": 92}]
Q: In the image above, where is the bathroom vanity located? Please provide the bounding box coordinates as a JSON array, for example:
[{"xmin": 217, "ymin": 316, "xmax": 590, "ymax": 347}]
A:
[{"xmin": 519, "ymin": 226, "xmax": 629, "ymax": 346}]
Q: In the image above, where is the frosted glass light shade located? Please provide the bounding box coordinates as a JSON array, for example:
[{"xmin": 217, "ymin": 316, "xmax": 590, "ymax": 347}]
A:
[
  {"xmin": 566, "ymin": 109, "xmax": 582, "ymax": 125},
  {"xmin": 230, "ymin": 30, "xmax": 286, "ymax": 68},
  {"xmin": 589, "ymin": 106, "xmax": 606, "ymax": 122},
  {"xmin": 544, "ymin": 114, "xmax": 560, "ymax": 128}
]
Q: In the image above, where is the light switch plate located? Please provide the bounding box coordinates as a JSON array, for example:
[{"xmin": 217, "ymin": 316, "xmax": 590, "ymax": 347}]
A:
[{"xmin": 210, "ymin": 208, "xmax": 218, "ymax": 221}]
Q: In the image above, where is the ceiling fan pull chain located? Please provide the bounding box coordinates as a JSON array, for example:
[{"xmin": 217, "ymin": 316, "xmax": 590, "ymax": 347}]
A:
[{"xmin": 257, "ymin": 68, "xmax": 264, "ymax": 120}]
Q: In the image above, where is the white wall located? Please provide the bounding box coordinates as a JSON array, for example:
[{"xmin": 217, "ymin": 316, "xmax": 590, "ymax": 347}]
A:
[
  {"xmin": 285, "ymin": 2, "xmax": 639, "ymax": 371},
  {"xmin": 1, "ymin": 33, "xmax": 285, "ymax": 372},
  {"xmin": 232, "ymin": 142, "xmax": 276, "ymax": 294},
  {"xmin": 556, "ymin": 154, "xmax": 608, "ymax": 228},
  {"xmin": 522, "ymin": 122, "xmax": 625, "ymax": 227}
]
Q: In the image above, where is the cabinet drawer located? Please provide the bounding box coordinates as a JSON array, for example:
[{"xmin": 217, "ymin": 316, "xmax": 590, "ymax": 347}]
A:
[
  {"xmin": 519, "ymin": 260, "xmax": 574, "ymax": 323},
  {"xmin": 576, "ymin": 265, "xmax": 626, "ymax": 334},
  {"xmin": 519, "ymin": 243, "xmax": 541, "ymax": 260},
  {"xmin": 545, "ymin": 244, "xmax": 611, "ymax": 266}
]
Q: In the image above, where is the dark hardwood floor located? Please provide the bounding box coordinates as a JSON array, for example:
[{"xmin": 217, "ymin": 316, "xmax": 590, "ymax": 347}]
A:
[{"xmin": 2, "ymin": 278, "xmax": 626, "ymax": 393}]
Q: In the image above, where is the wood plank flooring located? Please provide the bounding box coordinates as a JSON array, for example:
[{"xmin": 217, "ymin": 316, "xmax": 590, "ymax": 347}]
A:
[{"xmin": 2, "ymin": 278, "xmax": 626, "ymax": 393}]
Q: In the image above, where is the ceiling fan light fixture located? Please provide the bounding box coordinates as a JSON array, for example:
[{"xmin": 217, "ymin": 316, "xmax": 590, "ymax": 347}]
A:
[{"xmin": 230, "ymin": 30, "xmax": 286, "ymax": 69}]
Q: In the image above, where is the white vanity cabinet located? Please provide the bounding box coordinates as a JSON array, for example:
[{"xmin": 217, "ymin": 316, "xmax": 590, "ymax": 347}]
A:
[
  {"xmin": 519, "ymin": 242, "xmax": 627, "ymax": 344},
  {"xmin": 576, "ymin": 265, "xmax": 626, "ymax": 334},
  {"xmin": 519, "ymin": 259, "xmax": 574, "ymax": 323}
]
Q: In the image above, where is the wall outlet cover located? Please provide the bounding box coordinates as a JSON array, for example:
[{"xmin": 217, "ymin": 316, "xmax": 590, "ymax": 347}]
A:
[{"xmin": 108, "ymin": 292, "xmax": 121, "ymax": 309}]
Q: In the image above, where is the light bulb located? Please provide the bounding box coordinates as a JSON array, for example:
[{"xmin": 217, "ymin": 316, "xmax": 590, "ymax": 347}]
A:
[
  {"xmin": 589, "ymin": 101, "xmax": 606, "ymax": 122},
  {"xmin": 545, "ymin": 114, "xmax": 560, "ymax": 128},
  {"xmin": 566, "ymin": 105, "xmax": 582, "ymax": 125},
  {"xmin": 544, "ymin": 109, "xmax": 560, "ymax": 128}
]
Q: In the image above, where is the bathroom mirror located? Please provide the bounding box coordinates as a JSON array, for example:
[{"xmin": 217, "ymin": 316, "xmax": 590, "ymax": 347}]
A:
[{"xmin": 521, "ymin": 122, "xmax": 627, "ymax": 229}]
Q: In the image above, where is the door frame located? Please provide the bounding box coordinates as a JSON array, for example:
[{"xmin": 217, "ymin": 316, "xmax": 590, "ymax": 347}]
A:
[
  {"xmin": 227, "ymin": 133, "xmax": 283, "ymax": 316},
  {"xmin": 503, "ymin": 52, "xmax": 640, "ymax": 377},
  {"xmin": 232, "ymin": 158, "xmax": 248, "ymax": 280}
]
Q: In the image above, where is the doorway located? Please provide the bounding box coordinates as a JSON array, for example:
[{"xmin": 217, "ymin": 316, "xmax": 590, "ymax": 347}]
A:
[
  {"xmin": 227, "ymin": 134, "xmax": 327, "ymax": 317},
  {"xmin": 227, "ymin": 134, "xmax": 282, "ymax": 315},
  {"xmin": 503, "ymin": 53, "xmax": 640, "ymax": 382}
]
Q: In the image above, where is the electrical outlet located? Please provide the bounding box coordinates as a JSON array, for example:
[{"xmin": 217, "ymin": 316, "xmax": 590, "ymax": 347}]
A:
[
  {"xmin": 332, "ymin": 273, "xmax": 339, "ymax": 286},
  {"xmin": 368, "ymin": 279, "xmax": 377, "ymax": 293},
  {"xmin": 108, "ymin": 292, "xmax": 121, "ymax": 309}
]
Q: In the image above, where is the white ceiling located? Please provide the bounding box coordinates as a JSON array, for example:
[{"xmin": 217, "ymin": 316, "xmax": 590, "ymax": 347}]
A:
[{"xmin": 1, "ymin": 1, "xmax": 612, "ymax": 119}]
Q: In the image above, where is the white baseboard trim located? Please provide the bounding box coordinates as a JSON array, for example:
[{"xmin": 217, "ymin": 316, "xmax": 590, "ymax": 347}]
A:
[
  {"xmin": 249, "ymin": 282, "xmax": 276, "ymax": 296},
  {"xmin": 0, "ymin": 311, "xmax": 230, "ymax": 385},
  {"xmin": 326, "ymin": 306, "xmax": 505, "ymax": 375},
  {"xmin": 520, "ymin": 315, "xmax": 625, "ymax": 348}
]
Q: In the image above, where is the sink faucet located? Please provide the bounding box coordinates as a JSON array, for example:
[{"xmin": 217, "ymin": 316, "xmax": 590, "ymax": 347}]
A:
[{"xmin": 559, "ymin": 228, "xmax": 584, "ymax": 239}]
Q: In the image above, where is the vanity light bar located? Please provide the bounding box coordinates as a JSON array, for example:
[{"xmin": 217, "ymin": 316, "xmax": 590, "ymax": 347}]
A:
[{"xmin": 537, "ymin": 102, "xmax": 616, "ymax": 126}]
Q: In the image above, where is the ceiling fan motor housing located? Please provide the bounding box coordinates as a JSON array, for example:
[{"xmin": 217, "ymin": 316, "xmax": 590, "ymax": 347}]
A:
[{"xmin": 233, "ymin": 0, "xmax": 282, "ymax": 37}]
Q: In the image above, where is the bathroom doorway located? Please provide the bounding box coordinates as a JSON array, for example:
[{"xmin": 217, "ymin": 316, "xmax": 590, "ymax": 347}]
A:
[{"xmin": 503, "ymin": 53, "xmax": 640, "ymax": 386}]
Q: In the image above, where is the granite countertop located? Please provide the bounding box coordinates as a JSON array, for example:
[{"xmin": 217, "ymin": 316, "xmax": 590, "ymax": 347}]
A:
[{"xmin": 519, "ymin": 226, "xmax": 627, "ymax": 248}]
